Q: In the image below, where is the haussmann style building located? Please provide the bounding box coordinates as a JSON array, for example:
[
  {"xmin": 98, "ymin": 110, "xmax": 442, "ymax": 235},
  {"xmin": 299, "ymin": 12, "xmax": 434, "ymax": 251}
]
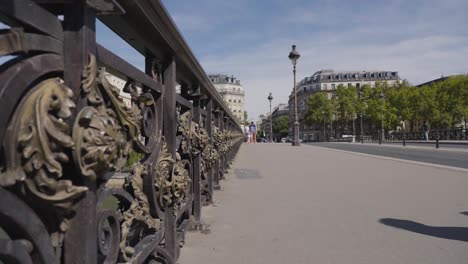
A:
[
  {"xmin": 288, "ymin": 69, "xmax": 400, "ymax": 141},
  {"xmin": 209, "ymin": 74, "xmax": 245, "ymax": 124}
]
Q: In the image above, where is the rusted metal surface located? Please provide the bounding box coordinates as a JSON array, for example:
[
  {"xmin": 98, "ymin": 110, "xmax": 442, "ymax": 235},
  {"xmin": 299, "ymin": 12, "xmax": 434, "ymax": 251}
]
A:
[{"xmin": 0, "ymin": 0, "xmax": 243, "ymax": 263}]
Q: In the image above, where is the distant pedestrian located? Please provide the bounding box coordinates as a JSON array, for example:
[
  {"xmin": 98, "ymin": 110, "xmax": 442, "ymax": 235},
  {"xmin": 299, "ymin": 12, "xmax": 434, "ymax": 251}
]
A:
[
  {"xmin": 249, "ymin": 122, "xmax": 257, "ymax": 143},
  {"xmin": 423, "ymin": 122, "xmax": 430, "ymax": 141}
]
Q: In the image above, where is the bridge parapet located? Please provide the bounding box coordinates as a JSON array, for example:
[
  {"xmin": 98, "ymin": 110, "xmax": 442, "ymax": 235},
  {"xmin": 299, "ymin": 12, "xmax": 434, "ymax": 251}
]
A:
[{"xmin": 0, "ymin": 1, "xmax": 242, "ymax": 263}]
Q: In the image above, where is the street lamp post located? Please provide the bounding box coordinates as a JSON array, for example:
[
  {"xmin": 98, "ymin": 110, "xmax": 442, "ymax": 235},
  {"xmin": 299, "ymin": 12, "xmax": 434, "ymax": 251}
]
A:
[
  {"xmin": 379, "ymin": 91, "xmax": 384, "ymax": 144},
  {"xmin": 330, "ymin": 113, "xmax": 335, "ymax": 142},
  {"xmin": 268, "ymin": 92, "xmax": 273, "ymax": 143},
  {"xmin": 288, "ymin": 45, "xmax": 301, "ymax": 146},
  {"xmin": 322, "ymin": 110, "xmax": 325, "ymax": 142},
  {"xmin": 359, "ymin": 89, "xmax": 363, "ymax": 142}
]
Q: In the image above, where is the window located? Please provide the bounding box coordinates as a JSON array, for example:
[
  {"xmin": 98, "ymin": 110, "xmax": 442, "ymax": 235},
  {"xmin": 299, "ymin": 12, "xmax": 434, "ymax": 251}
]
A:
[
  {"xmin": 331, "ymin": 84, "xmax": 336, "ymax": 90},
  {"xmin": 348, "ymin": 83, "xmax": 352, "ymax": 87},
  {"xmin": 323, "ymin": 84, "xmax": 327, "ymax": 90},
  {"xmin": 303, "ymin": 87, "xmax": 306, "ymax": 92}
]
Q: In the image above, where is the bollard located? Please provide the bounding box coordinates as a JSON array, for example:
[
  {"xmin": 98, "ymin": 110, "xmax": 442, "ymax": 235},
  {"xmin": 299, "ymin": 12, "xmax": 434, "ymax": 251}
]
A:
[
  {"xmin": 436, "ymin": 137, "xmax": 440, "ymax": 149},
  {"xmin": 361, "ymin": 136, "xmax": 364, "ymax": 144},
  {"xmin": 379, "ymin": 132, "xmax": 382, "ymax": 145},
  {"xmin": 403, "ymin": 134, "xmax": 406, "ymax": 146}
]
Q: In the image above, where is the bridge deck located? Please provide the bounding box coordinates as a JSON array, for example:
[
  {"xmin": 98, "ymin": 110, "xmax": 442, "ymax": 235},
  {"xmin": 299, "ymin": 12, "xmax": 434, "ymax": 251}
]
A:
[{"xmin": 180, "ymin": 143, "xmax": 468, "ymax": 264}]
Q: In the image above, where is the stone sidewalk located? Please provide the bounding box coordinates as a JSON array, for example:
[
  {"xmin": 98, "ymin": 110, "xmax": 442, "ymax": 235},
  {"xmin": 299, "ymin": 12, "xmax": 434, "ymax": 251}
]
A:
[{"xmin": 179, "ymin": 143, "xmax": 468, "ymax": 264}]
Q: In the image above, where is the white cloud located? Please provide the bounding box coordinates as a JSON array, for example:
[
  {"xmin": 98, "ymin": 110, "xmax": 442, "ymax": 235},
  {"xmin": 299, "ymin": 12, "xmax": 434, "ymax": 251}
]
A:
[
  {"xmin": 200, "ymin": 34, "xmax": 468, "ymax": 120},
  {"xmin": 164, "ymin": 0, "xmax": 468, "ymax": 121}
]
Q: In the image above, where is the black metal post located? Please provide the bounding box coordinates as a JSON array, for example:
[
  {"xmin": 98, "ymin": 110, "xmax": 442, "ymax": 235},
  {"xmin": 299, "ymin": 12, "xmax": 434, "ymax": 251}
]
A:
[
  {"xmin": 206, "ymin": 99, "xmax": 213, "ymax": 197},
  {"xmin": 380, "ymin": 91, "xmax": 384, "ymax": 143},
  {"xmin": 192, "ymin": 95, "xmax": 202, "ymax": 224},
  {"xmin": 63, "ymin": 3, "xmax": 98, "ymax": 263},
  {"xmin": 323, "ymin": 115, "xmax": 326, "ymax": 142},
  {"xmin": 163, "ymin": 58, "xmax": 178, "ymax": 259},
  {"xmin": 268, "ymin": 93, "xmax": 273, "ymax": 143},
  {"xmin": 213, "ymin": 110, "xmax": 221, "ymax": 190}
]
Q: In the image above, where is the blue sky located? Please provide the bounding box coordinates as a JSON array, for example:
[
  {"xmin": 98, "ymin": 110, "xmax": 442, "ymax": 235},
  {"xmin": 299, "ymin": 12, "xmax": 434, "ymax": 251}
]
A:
[{"xmin": 98, "ymin": 0, "xmax": 468, "ymax": 120}]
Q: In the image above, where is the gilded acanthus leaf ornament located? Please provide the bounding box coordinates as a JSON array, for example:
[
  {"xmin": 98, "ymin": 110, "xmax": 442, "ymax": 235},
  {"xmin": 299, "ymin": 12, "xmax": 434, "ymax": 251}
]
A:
[
  {"xmin": 189, "ymin": 122, "xmax": 209, "ymax": 157},
  {"xmin": 99, "ymin": 71, "xmax": 142, "ymax": 142},
  {"xmin": 120, "ymin": 163, "xmax": 160, "ymax": 262},
  {"xmin": 73, "ymin": 106, "xmax": 131, "ymax": 181},
  {"xmin": 82, "ymin": 54, "xmax": 102, "ymax": 105},
  {"xmin": 75, "ymin": 54, "xmax": 151, "ymax": 179},
  {"xmin": 172, "ymin": 156, "xmax": 191, "ymax": 208},
  {"xmin": 177, "ymin": 111, "xmax": 192, "ymax": 154},
  {"xmin": 80, "ymin": 54, "xmax": 146, "ymax": 151},
  {"xmin": 154, "ymin": 140, "xmax": 175, "ymax": 210},
  {"xmin": 202, "ymin": 144, "xmax": 218, "ymax": 169},
  {"xmin": 1, "ymin": 78, "xmax": 87, "ymax": 208},
  {"xmin": 154, "ymin": 139, "xmax": 191, "ymax": 212}
]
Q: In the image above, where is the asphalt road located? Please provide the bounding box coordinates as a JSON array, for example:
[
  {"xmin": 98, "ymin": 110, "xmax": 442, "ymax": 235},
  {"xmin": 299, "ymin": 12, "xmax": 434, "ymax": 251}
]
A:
[
  {"xmin": 179, "ymin": 144, "xmax": 468, "ymax": 264},
  {"xmin": 309, "ymin": 142, "xmax": 468, "ymax": 169}
]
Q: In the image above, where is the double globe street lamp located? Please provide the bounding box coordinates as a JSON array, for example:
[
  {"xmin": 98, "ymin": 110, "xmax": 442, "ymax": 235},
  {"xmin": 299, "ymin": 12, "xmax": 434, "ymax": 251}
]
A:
[{"xmin": 288, "ymin": 45, "xmax": 301, "ymax": 146}]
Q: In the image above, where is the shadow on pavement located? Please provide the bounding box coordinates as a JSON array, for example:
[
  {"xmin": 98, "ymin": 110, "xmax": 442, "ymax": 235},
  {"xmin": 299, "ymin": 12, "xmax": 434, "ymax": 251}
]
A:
[
  {"xmin": 460, "ymin": 212, "xmax": 468, "ymax": 216},
  {"xmin": 379, "ymin": 218, "xmax": 468, "ymax": 243},
  {"xmin": 234, "ymin": 169, "xmax": 261, "ymax": 179}
]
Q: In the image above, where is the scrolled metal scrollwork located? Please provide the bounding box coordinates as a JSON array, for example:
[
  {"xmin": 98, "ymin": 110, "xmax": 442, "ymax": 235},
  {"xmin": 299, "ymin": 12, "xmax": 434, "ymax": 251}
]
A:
[
  {"xmin": 120, "ymin": 163, "xmax": 161, "ymax": 262},
  {"xmin": 97, "ymin": 209, "xmax": 121, "ymax": 264},
  {"xmin": 0, "ymin": 187, "xmax": 59, "ymax": 264}
]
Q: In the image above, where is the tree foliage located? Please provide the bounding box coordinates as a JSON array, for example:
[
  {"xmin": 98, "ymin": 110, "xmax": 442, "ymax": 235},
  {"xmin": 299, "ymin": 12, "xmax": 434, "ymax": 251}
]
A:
[
  {"xmin": 303, "ymin": 75, "xmax": 468, "ymax": 134},
  {"xmin": 273, "ymin": 115, "xmax": 289, "ymax": 137}
]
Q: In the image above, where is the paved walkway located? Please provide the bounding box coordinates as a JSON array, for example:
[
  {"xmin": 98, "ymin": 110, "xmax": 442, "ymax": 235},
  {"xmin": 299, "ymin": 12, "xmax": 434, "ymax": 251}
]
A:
[{"xmin": 179, "ymin": 144, "xmax": 468, "ymax": 264}]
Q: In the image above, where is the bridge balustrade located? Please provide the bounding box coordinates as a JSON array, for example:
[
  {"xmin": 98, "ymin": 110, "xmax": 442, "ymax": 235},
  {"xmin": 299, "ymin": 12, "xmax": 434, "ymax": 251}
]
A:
[{"xmin": 0, "ymin": 1, "xmax": 243, "ymax": 263}]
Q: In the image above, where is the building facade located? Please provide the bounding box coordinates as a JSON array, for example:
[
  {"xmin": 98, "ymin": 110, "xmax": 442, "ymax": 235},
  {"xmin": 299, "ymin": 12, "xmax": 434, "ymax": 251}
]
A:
[
  {"xmin": 256, "ymin": 114, "xmax": 266, "ymax": 135},
  {"xmin": 209, "ymin": 74, "xmax": 245, "ymax": 123},
  {"xmin": 288, "ymin": 69, "xmax": 400, "ymax": 141},
  {"xmin": 104, "ymin": 74, "xmax": 132, "ymax": 107},
  {"xmin": 271, "ymin": 103, "xmax": 289, "ymax": 141}
]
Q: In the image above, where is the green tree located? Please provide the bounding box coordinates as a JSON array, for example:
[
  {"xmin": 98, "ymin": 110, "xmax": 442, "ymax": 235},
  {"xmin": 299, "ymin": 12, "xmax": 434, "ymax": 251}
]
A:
[
  {"xmin": 335, "ymin": 84, "xmax": 358, "ymax": 134},
  {"xmin": 273, "ymin": 115, "xmax": 289, "ymax": 137},
  {"xmin": 304, "ymin": 92, "xmax": 333, "ymax": 126},
  {"xmin": 305, "ymin": 75, "xmax": 468, "ymax": 136}
]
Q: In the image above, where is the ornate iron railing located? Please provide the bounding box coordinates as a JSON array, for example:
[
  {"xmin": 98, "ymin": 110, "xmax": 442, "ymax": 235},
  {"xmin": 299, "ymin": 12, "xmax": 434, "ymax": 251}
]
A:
[{"xmin": 0, "ymin": 1, "xmax": 243, "ymax": 263}]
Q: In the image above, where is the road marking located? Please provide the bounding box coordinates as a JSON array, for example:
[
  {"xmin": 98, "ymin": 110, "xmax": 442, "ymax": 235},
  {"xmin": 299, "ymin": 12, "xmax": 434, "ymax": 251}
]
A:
[{"xmin": 307, "ymin": 144, "xmax": 468, "ymax": 173}]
